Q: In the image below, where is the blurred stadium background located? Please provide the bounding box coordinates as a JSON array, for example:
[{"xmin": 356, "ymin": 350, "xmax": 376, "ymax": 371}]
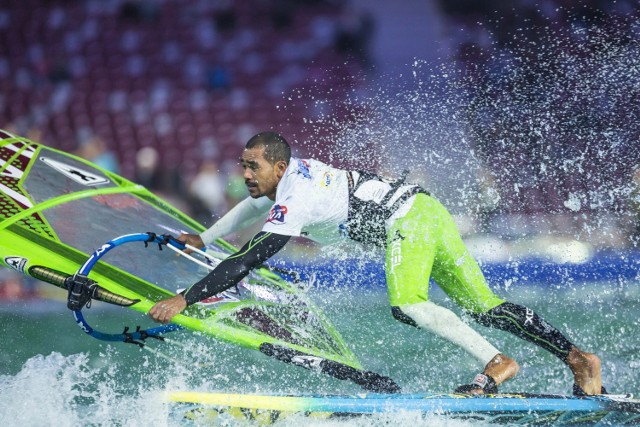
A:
[{"xmin": 2, "ymin": 0, "xmax": 640, "ymax": 299}]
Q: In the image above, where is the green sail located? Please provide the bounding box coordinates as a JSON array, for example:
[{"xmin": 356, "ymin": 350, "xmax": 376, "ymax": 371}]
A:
[{"xmin": 0, "ymin": 132, "xmax": 362, "ymax": 370}]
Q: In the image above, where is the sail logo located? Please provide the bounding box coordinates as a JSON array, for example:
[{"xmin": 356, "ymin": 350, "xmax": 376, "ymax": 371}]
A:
[
  {"xmin": 4, "ymin": 256, "xmax": 27, "ymax": 273},
  {"xmin": 291, "ymin": 355, "xmax": 323, "ymax": 371},
  {"xmin": 267, "ymin": 204, "xmax": 288, "ymax": 224},
  {"xmin": 40, "ymin": 157, "xmax": 110, "ymax": 186}
]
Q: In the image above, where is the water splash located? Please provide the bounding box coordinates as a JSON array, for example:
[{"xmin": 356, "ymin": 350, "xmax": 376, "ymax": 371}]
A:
[
  {"xmin": 283, "ymin": 9, "xmax": 640, "ymax": 249},
  {"xmin": 0, "ymin": 352, "xmax": 166, "ymax": 426}
]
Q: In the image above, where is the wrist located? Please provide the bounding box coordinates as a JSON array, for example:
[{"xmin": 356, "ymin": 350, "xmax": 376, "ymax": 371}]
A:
[{"xmin": 178, "ymin": 289, "xmax": 191, "ymax": 307}]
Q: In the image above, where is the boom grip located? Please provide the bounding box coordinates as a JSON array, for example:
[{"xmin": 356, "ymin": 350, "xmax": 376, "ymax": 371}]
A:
[
  {"xmin": 28, "ymin": 265, "xmax": 140, "ymax": 307},
  {"xmin": 92, "ymin": 285, "xmax": 140, "ymax": 307},
  {"xmin": 29, "ymin": 265, "xmax": 68, "ymax": 289}
]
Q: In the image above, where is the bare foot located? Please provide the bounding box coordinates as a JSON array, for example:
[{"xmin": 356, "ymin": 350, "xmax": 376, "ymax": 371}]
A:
[
  {"xmin": 484, "ymin": 353, "xmax": 520, "ymax": 385},
  {"xmin": 567, "ymin": 347, "xmax": 602, "ymax": 395},
  {"xmin": 463, "ymin": 354, "xmax": 520, "ymax": 395}
]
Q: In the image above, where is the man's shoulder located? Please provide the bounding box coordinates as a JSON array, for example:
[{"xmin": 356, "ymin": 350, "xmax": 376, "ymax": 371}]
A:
[
  {"xmin": 286, "ymin": 158, "xmax": 313, "ymax": 178},
  {"xmin": 287, "ymin": 157, "xmax": 343, "ymax": 176}
]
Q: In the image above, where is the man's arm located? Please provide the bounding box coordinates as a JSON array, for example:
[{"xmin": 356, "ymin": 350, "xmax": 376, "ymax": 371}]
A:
[
  {"xmin": 182, "ymin": 231, "xmax": 290, "ymax": 305},
  {"xmin": 174, "ymin": 196, "xmax": 273, "ymax": 255},
  {"xmin": 149, "ymin": 231, "xmax": 291, "ymax": 323},
  {"xmin": 200, "ymin": 196, "xmax": 273, "ymax": 244}
]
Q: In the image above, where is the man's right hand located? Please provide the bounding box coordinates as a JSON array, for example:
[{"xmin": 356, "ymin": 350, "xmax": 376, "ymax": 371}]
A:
[
  {"xmin": 149, "ymin": 294, "xmax": 187, "ymax": 324},
  {"xmin": 176, "ymin": 233, "xmax": 205, "ymax": 254}
]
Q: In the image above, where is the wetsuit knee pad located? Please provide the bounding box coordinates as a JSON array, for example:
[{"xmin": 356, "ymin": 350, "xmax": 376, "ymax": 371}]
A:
[
  {"xmin": 400, "ymin": 302, "xmax": 464, "ymax": 333},
  {"xmin": 471, "ymin": 302, "xmax": 574, "ymax": 363},
  {"xmin": 393, "ymin": 302, "xmax": 500, "ymax": 364}
]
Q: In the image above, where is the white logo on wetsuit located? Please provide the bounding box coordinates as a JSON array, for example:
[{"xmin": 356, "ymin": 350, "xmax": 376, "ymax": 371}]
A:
[
  {"xmin": 389, "ymin": 231, "xmax": 404, "ymax": 270},
  {"xmin": 267, "ymin": 204, "xmax": 288, "ymax": 224},
  {"xmin": 524, "ymin": 307, "xmax": 534, "ymax": 326}
]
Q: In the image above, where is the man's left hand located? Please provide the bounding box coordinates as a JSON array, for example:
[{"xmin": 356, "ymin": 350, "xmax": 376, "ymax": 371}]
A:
[{"xmin": 149, "ymin": 294, "xmax": 187, "ymax": 324}]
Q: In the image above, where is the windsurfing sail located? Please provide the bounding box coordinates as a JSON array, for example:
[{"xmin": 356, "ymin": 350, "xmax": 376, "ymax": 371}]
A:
[{"xmin": 0, "ymin": 131, "xmax": 397, "ymax": 392}]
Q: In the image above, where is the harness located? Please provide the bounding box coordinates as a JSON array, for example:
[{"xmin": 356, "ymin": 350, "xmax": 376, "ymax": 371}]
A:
[{"xmin": 345, "ymin": 170, "xmax": 429, "ymax": 247}]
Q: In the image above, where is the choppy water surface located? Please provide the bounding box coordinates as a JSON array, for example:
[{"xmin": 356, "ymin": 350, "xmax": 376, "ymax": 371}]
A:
[{"xmin": 1, "ymin": 282, "xmax": 638, "ymax": 426}]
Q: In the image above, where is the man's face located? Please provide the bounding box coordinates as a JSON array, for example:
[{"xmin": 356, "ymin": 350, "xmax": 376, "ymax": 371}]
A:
[{"xmin": 240, "ymin": 146, "xmax": 286, "ymax": 200}]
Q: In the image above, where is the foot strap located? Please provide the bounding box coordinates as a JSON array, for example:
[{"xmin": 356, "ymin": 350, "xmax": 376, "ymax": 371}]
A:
[{"xmin": 455, "ymin": 373, "xmax": 498, "ymax": 394}]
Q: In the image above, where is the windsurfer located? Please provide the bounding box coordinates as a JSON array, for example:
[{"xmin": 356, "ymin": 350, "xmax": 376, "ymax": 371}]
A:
[{"xmin": 150, "ymin": 132, "xmax": 603, "ymax": 396}]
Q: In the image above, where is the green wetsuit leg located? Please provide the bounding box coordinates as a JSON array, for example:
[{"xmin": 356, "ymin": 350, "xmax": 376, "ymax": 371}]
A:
[
  {"xmin": 386, "ymin": 194, "xmax": 504, "ymax": 313},
  {"xmin": 386, "ymin": 194, "xmax": 578, "ymax": 363}
]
